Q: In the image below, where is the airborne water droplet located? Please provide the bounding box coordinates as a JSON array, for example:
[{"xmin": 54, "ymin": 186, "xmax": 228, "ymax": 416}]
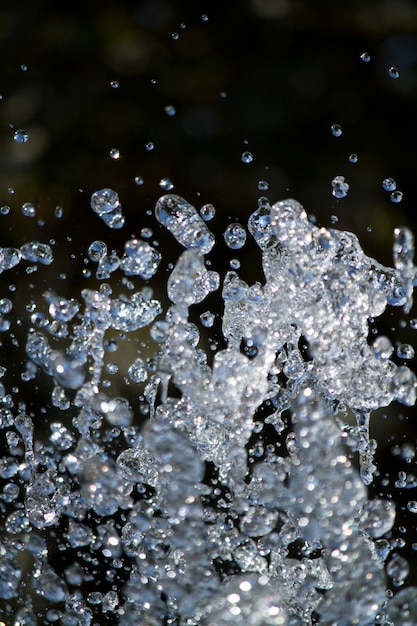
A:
[
  {"xmin": 389, "ymin": 66, "xmax": 400, "ymax": 79},
  {"xmin": 13, "ymin": 129, "xmax": 28, "ymax": 143},
  {"xmin": 390, "ymin": 190, "xmax": 403, "ymax": 203},
  {"xmin": 241, "ymin": 151, "xmax": 254, "ymax": 164},
  {"xmin": 223, "ymin": 223, "xmax": 247, "ymax": 249},
  {"xmin": 360, "ymin": 52, "xmax": 371, "ymax": 62},
  {"xmin": 21, "ymin": 202, "xmax": 36, "ymax": 217},
  {"xmin": 331, "ymin": 124, "xmax": 343, "ymax": 137},
  {"xmin": 109, "ymin": 148, "xmax": 120, "ymax": 160}
]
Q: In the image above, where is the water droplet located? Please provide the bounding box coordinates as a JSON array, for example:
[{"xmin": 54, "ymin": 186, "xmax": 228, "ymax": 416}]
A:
[
  {"xmin": 159, "ymin": 177, "xmax": 174, "ymax": 191},
  {"xmin": 21, "ymin": 202, "xmax": 36, "ymax": 217},
  {"xmin": 200, "ymin": 203, "xmax": 216, "ymax": 221},
  {"xmin": 407, "ymin": 501, "xmax": 417, "ymax": 513},
  {"xmin": 200, "ymin": 311, "xmax": 215, "ymax": 327},
  {"xmin": 0, "ymin": 205, "xmax": 10, "ymax": 215},
  {"xmin": 155, "ymin": 194, "xmax": 215, "ymax": 253},
  {"xmin": 128, "ymin": 357, "xmax": 148, "ymax": 383},
  {"xmin": 54, "ymin": 206, "xmax": 63, "ymax": 218},
  {"xmin": 331, "ymin": 175, "xmax": 349, "ymax": 198},
  {"xmin": 88, "ymin": 240, "xmax": 107, "ymax": 261},
  {"xmin": 241, "ymin": 151, "xmax": 254, "ymax": 164},
  {"xmin": 331, "ymin": 123, "xmax": 343, "ymax": 137},
  {"xmin": 145, "ymin": 142, "xmax": 155, "ymax": 151},
  {"xmin": 349, "ymin": 153, "xmax": 358, "ymax": 163},
  {"xmin": 382, "ymin": 177, "xmax": 396, "ymax": 191},
  {"xmin": 109, "ymin": 148, "xmax": 120, "ymax": 160},
  {"xmin": 390, "ymin": 190, "xmax": 403, "ymax": 203},
  {"xmin": 164, "ymin": 104, "xmax": 176, "ymax": 116},
  {"xmin": 397, "ymin": 344, "xmax": 415, "ymax": 360},
  {"xmin": 202, "ymin": 13, "xmax": 209, "ymax": 21},
  {"xmin": 110, "ymin": 80, "xmax": 119, "ymax": 88},
  {"xmin": 20, "ymin": 64, "xmax": 28, "ymax": 72},
  {"xmin": 389, "ymin": 66, "xmax": 400, "ymax": 79},
  {"xmin": 13, "ymin": 129, "xmax": 28, "ymax": 143},
  {"xmin": 171, "ymin": 32, "xmax": 179, "ymax": 40},
  {"xmin": 360, "ymin": 52, "xmax": 371, "ymax": 62},
  {"xmin": 134, "ymin": 175, "xmax": 144, "ymax": 185},
  {"xmin": 258, "ymin": 180, "xmax": 269, "ymax": 190},
  {"xmin": 223, "ymin": 223, "xmax": 247, "ymax": 249}
]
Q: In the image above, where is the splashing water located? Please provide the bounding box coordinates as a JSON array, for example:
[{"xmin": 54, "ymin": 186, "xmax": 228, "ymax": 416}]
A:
[{"xmin": 0, "ymin": 180, "xmax": 416, "ymax": 625}]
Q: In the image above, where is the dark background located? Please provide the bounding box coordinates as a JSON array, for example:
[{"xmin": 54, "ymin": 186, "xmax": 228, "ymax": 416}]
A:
[{"xmin": 0, "ymin": 0, "xmax": 417, "ymax": 613}]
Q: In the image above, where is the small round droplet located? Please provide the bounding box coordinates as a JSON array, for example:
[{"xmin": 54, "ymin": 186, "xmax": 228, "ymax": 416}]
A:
[
  {"xmin": 159, "ymin": 178, "xmax": 174, "ymax": 191},
  {"xmin": 349, "ymin": 153, "xmax": 358, "ymax": 163},
  {"xmin": 360, "ymin": 52, "xmax": 371, "ymax": 63},
  {"xmin": 88, "ymin": 240, "xmax": 107, "ymax": 262},
  {"xmin": 389, "ymin": 66, "xmax": 400, "ymax": 79},
  {"xmin": 382, "ymin": 177, "xmax": 396, "ymax": 191},
  {"xmin": 110, "ymin": 80, "xmax": 119, "ymax": 88},
  {"xmin": 397, "ymin": 343, "xmax": 414, "ymax": 360},
  {"xmin": 331, "ymin": 124, "xmax": 343, "ymax": 137},
  {"xmin": 54, "ymin": 206, "xmax": 63, "ymax": 219},
  {"xmin": 200, "ymin": 311, "xmax": 215, "ymax": 327},
  {"xmin": 223, "ymin": 223, "xmax": 247, "ymax": 250},
  {"xmin": 109, "ymin": 148, "xmax": 120, "ymax": 160},
  {"xmin": 164, "ymin": 105, "xmax": 176, "ymax": 116},
  {"xmin": 241, "ymin": 151, "xmax": 253, "ymax": 164},
  {"xmin": 0, "ymin": 205, "xmax": 10, "ymax": 215},
  {"xmin": 200, "ymin": 203, "xmax": 215, "ymax": 221},
  {"xmin": 390, "ymin": 190, "xmax": 403, "ymax": 203},
  {"xmin": 134, "ymin": 176, "xmax": 144, "ymax": 186},
  {"xmin": 21, "ymin": 202, "xmax": 36, "ymax": 217},
  {"xmin": 13, "ymin": 129, "xmax": 28, "ymax": 143},
  {"xmin": 21, "ymin": 64, "xmax": 28, "ymax": 72},
  {"xmin": 171, "ymin": 32, "xmax": 179, "ymax": 40},
  {"xmin": 140, "ymin": 227, "xmax": 153, "ymax": 239},
  {"xmin": 202, "ymin": 13, "xmax": 209, "ymax": 21},
  {"xmin": 258, "ymin": 180, "xmax": 269, "ymax": 190},
  {"xmin": 407, "ymin": 501, "xmax": 417, "ymax": 513},
  {"xmin": 145, "ymin": 142, "xmax": 154, "ymax": 151}
]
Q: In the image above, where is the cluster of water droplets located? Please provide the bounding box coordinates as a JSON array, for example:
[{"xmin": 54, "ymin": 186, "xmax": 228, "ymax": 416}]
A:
[{"xmin": 0, "ymin": 190, "xmax": 417, "ymax": 624}]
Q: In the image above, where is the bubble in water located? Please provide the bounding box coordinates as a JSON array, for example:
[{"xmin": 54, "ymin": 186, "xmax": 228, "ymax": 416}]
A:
[
  {"xmin": 389, "ymin": 66, "xmax": 400, "ymax": 79},
  {"xmin": 13, "ymin": 129, "xmax": 28, "ymax": 143},
  {"xmin": 109, "ymin": 148, "xmax": 120, "ymax": 160},
  {"xmin": 159, "ymin": 177, "xmax": 174, "ymax": 191},
  {"xmin": 241, "ymin": 151, "xmax": 254, "ymax": 163},
  {"xmin": 382, "ymin": 177, "xmax": 396, "ymax": 191},
  {"xmin": 390, "ymin": 190, "xmax": 403, "ymax": 203},
  {"xmin": 331, "ymin": 175, "xmax": 349, "ymax": 198},
  {"xmin": 223, "ymin": 222, "xmax": 247, "ymax": 249},
  {"xmin": 21, "ymin": 202, "xmax": 36, "ymax": 217},
  {"xmin": 331, "ymin": 123, "xmax": 343, "ymax": 137},
  {"xmin": 360, "ymin": 52, "xmax": 371, "ymax": 62}
]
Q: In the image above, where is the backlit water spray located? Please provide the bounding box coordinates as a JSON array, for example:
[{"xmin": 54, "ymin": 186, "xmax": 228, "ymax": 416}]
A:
[{"xmin": 0, "ymin": 186, "xmax": 417, "ymax": 624}]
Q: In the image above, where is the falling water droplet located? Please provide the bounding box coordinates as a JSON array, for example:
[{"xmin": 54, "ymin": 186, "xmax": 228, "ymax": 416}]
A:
[
  {"xmin": 360, "ymin": 52, "xmax": 371, "ymax": 62},
  {"xmin": 223, "ymin": 223, "xmax": 247, "ymax": 250},
  {"xmin": 13, "ymin": 129, "xmax": 28, "ymax": 143},
  {"xmin": 241, "ymin": 151, "xmax": 254, "ymax": 164},
  {"xmin": 389, "ymin": 66, "xmax": 400, "ymax": 79},
  {"xmin": 331, "ymin": 124, "xmax": 343, "ymax": 137}
]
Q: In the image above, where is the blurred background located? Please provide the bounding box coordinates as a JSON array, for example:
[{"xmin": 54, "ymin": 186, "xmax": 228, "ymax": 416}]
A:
[{"xmin": 0, "ymin": 0, "xmax": 417, "ymax": 611}]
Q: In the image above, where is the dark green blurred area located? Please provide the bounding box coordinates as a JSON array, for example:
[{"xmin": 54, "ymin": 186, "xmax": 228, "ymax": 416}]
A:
[{"xmin": 0, "ymin": 0, "xmax": 417, "ymax": 598}]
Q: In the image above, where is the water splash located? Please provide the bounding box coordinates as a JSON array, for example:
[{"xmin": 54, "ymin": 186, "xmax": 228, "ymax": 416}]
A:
[{"xmin": 0, "ymin": 192, "xmax": 416, "ymax": 625}]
